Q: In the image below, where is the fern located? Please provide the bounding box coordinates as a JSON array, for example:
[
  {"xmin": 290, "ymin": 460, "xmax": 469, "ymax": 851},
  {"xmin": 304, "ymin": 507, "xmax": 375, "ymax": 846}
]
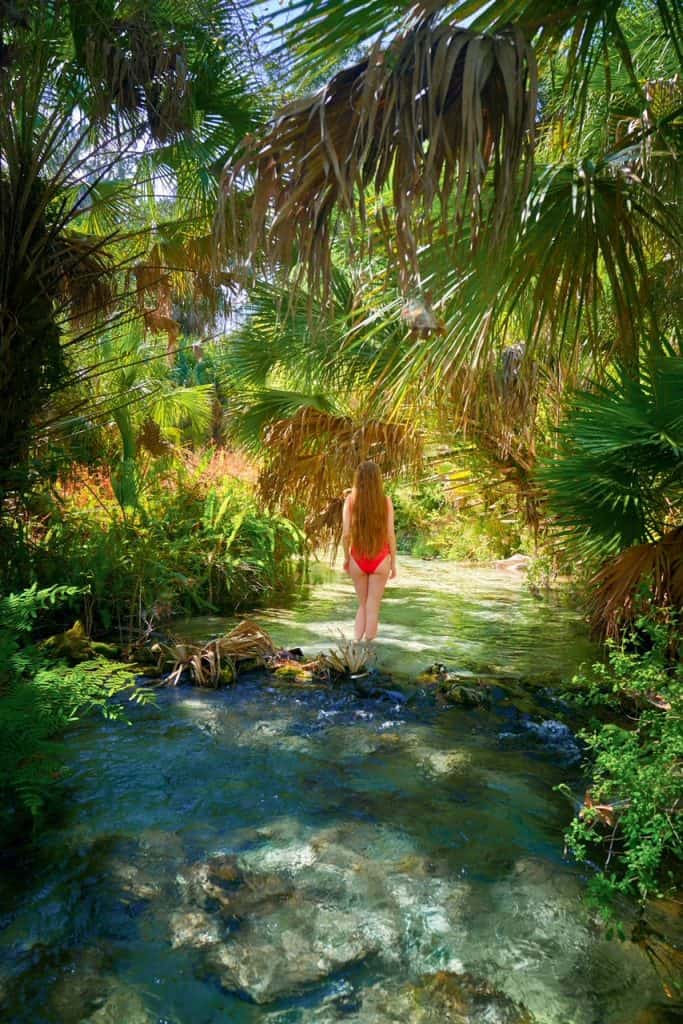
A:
[
  {"xmin": 0, "ymin": 583, "xmax": 82, "ymax": 686},
  {"xmin": 0, "ymin": 587, "xmax": 148, "ymax": 830}
]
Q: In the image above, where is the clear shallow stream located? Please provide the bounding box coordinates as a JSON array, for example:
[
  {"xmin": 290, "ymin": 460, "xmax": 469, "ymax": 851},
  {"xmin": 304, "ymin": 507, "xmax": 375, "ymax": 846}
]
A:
[{"xmin": 0, "ymin": 560, "xmax": 678, "ymax": 1023}]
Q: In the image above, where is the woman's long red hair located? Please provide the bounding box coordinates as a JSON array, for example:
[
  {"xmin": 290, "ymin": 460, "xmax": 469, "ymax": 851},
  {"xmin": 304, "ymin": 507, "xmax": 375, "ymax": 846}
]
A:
[{"xmin": 351, "ymin": 461, "xmax": 387, "ymax": 556}]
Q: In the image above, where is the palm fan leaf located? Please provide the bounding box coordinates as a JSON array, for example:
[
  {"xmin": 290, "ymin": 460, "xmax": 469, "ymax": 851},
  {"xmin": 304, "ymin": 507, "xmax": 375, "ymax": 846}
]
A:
[
  {"xmin": 537, "ymin": 358, "xmax": 683, "ymax": 562},
  {"xmin": 219, "ymin": 18, "xmax": 537, "ymax": 294},
  {"xmin": 279, "ymin": 1, "xmax": 683, "ymax": 114},
  {"xmin": 229, "ymin": 388, "xmax": 339, "ymax": 454},
  {"xmin": 503, "ymin": 160, "xmax": 682, "ymax": 367},
  {"xmin": 148, "ymin": 384, "xmax": 215, "ymax": 436}
]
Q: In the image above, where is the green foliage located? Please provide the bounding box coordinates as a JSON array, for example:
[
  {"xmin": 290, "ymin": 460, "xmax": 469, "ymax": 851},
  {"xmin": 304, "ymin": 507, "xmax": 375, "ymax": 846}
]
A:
[
  {"xmin": 390, "ymin": 483, "xmax": 530, "ymax": 562},
  {"xmin": 81, "ymin": 326, "xmax": 215, "ymax": 511},
  {"xmin": 0, "ymin": 583, "xmax": 82, "ymax": 685},
  {"xmin": 32, "ymin": 460, "xmax": 305, "ymax": 635},
  {"xmin": 538, "ymin": 359, "xmax": 683, "ymax": 562},
  {"xmin": 562, "ymin": 614, "xmax": 683, "ymax": 914},
  {"xmin": 0, "ymin": 585, "xmax": 145, "ymax": 831}
]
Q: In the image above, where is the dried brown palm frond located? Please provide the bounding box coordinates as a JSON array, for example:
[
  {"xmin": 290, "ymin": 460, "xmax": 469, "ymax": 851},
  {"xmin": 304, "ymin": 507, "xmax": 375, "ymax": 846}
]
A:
[
  {"xmin": 438, "ymin": 343, "xmax": 544, "ymax": 531},
  {"xmin": 164, "ymin": 640, "xmax": 235, "ymax": 688},
  {"xmin": 151, "ymin": 620, "xmax": 276, "ymax": 687},
  {"xmin": 55, "ymin": 232, "xmax": 117, "ymax": 321},
  {"xmin": 82, "ymin": 14, "xmax": 191, "ymax": 141},
  {"xmin": 134, "ymin": 235, "xmax": 240, "ymax": 359},
  {"xmin": 219, "ymin": 17, "xmax": 536, "ymax": 295},
  {"xmin": 218, "ymin": 620, "xmax": 276, "ymax": 662},
  {"xmin": 135, "ymin": 237, "xmax": 240, "ymax": 307},
  {"xmin": 137, "ymin": 418, "xmax": 171, "ymax": 457},
  {"xmin": 590, "ymin": 526, "xmax": 683, "ymax": 640},
  {"xmin": 258, "ymin": 407, "xmax": 423, "ymax": 549}
]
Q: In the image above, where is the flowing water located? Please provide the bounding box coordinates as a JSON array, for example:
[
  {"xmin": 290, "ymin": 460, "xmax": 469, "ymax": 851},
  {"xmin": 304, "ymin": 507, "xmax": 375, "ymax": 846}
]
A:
[{"xmin": 0, "ymin": 560, "xmax": 679, "ymax": 1023}]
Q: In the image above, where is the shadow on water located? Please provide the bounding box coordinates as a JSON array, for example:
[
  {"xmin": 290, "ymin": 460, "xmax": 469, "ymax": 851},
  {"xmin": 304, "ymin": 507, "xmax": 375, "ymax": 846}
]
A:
[{"xmin": 0, "ymin": 561, "xmax": 679, "ymax": 1023}]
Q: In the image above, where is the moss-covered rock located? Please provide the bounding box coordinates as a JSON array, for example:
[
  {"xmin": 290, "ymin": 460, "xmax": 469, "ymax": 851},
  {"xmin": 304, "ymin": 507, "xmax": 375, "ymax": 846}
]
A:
[
  {"xmin": 436, "ymin": 680, "xmax": 492, "ymax": 708},
  {"xmin": 273, "ymin": 661, "xmax": 316, "ymax": 685},
  {"xmin": 41, "ymin": 621, "xmax": 121, "ymax": 663}
]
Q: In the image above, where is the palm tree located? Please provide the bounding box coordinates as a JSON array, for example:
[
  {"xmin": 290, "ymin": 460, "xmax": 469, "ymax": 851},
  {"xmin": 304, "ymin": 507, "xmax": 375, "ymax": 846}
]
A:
[
  {"xmin": 0, "ymin": 0, "xmax": 263, "ymax": 502},
  {"xmin": 208, "ymin": 269, "xmax": 423, "ymax": 544},
  {"xmin": 220, "ymin": 0, "xmax": 681, "ymax": 391},
  {"xmin": 216, "ymin": 0, "xmax": 681, "ymax": 543},
  {"xmin": 51, "ymin": 325, "xmax": 215, "ymax": 512}
]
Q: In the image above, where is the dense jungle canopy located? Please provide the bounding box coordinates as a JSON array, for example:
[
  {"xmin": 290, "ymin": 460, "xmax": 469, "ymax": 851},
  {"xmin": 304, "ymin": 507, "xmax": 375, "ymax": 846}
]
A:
[
  {"xmin": 0, "ymin": 0, "xmax": 681, "ymax": 960},
  {"xmin": 1, "ymin": 0, "xmax": 680, "ymax": 627}
]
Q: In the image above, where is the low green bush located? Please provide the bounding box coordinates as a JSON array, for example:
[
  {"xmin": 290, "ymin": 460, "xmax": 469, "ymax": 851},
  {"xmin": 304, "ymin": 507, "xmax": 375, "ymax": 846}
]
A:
[
  {"xmin": 561, "ymin": 614, "xmax": 682, "ymax": 920},
  {"xmin": 29, "ymin": 459, "xmax": 304, "ymax": 637},
  {"xmin": 390, "ymin": 483, "xmax": 530, "ymax": 561},
  {"xmin": 0, "ymin": 585, "xmax": 144, "ymax": 835}
]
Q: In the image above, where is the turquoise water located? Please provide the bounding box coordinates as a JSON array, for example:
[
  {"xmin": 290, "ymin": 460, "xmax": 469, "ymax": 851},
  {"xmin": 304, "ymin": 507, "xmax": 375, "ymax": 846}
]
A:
[{"xmin": 0, "ymin": 561, "xmax": 678, "ymax": 1023}]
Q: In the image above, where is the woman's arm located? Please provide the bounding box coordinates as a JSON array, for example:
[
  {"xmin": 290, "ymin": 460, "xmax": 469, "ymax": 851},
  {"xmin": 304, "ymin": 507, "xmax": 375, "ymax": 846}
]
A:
[
  {"xmin": 387, "ymin": 496, "xmax": 397, "ymax": 579},
  {"xmin": 342, "ymin": 493, "xmax": 352, "ymax": 572}
]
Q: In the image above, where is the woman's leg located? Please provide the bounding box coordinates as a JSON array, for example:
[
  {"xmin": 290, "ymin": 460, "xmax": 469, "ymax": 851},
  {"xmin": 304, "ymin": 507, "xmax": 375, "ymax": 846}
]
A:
[
  {"xmin": 348, "ymin": 557, "xmax": 369, "ymax": 641},
  {"xmin": 365, "ymin": 556, "xmax": 391, "ymax": 640}
]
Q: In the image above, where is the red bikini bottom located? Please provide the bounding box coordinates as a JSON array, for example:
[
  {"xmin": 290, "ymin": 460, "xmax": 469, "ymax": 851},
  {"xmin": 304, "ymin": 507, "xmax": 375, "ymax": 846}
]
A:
[{"xmin": 350, "ymin": 544, "xmax": 390, "ymax": 574}]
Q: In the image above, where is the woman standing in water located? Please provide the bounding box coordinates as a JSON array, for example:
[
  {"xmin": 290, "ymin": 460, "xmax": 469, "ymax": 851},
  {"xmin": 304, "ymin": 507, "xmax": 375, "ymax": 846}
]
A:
[{"xmin": 342, "ymin": 461, "xmax": 397, "ymax": 642}]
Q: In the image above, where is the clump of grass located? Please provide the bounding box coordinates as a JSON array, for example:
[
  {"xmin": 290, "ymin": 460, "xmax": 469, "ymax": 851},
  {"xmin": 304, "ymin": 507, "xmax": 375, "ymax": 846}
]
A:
[{"xmin": 323, "ymin": 638, "xmax": 374, "ymax": 676}]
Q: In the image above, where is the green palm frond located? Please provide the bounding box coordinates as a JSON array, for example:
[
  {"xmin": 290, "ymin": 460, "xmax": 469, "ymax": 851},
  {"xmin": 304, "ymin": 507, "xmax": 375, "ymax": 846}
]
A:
[
  {"xmin": 537, "ymin": 358, "xmax": 683, "ymax": 562},
  {"xmin": 505, "ymin": 160, "xmax": 680, "ymax": 367},
  {"xmin": 273, "ymin": 1, "xmax": 683, "ymax": 119},
  {"xmin": 148, "ymin": 383, "xmax": 215, "ymax": 435},
  {"xmin": 230, "ymin": 388, "xmax": 339, "ymax": 454},
  {"xmin": 373, "ymin": 151, "xmax": 681, "ymax": 418}
]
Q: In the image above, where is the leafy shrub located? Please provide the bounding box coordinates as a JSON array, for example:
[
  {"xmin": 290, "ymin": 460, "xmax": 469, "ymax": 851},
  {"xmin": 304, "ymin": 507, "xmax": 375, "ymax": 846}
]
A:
[
  {"xmin": 561, "ymin": 614, "xmax": 682, "ymax": 916},
  {"xmin": 28, "ymin": 456, "xmax": 304, "ymax": 637},
  {"xmin": 0, "ymin": 586, "xmax": 144, "ymax": 834},
  {"xmin": 390, "ymin": 483, "xmax": 530, "ymax": 561}
]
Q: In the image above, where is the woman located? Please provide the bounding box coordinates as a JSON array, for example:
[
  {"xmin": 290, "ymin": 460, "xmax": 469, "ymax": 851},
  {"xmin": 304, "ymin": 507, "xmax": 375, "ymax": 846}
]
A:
[{"xmin": 342, "ymin": 461, "xmax": 397, "ymax": 642}]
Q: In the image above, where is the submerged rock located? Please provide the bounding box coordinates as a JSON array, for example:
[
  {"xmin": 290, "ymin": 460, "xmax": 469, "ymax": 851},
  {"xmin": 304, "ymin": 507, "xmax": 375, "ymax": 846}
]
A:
[
  {"xmin": 50, "ymin": 951, "xmax": 151, "ymax": 1024},
  {"xmin": 169, "ymin": 846, "xmax": 404, "ymax": 1003},
  {"xmin": 168, "ymin": 908, "xmax": 222, "ymax": 949},
  {"xmin": 300, "ymin": 971, "xmax": 535, "ymax": 1023},
  {"xmin": 178, "ymin": 854, "xmax": 295, "ymax": 918},
  {"xmin": 413, "ymin": 970, "xmax": 535, "ymax": 1023},
  {"xmin": 207, "ymin": 904, "xmax": 386, "ymax": 1003},
  {"xmin": 84, "ymin": 982, "xmax": 151, "ymax": 1024},
  {"xmin": 437, "ymin": 680, "xmax": 492, "ymax": 708},
  {"xmin": 499, "ymin": 717, "xmax": 581, "ymax": 764}
]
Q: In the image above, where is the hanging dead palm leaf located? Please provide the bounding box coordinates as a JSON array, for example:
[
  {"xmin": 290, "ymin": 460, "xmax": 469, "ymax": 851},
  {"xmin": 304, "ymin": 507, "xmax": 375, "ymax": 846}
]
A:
[
  {"xmin": 590, "ymin": 526, "xmax": 683, "ymax": 640},
  {"xmin": 219, "ymin": 17, "xmax": 536, "ymax": 295},
  {"xmin": 258, "ymin": 407, "xmax": 422, "ymax": 548},
  {"xmin": 438, "ymin": 343, "xmax": 541, "ymax": 530}
]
